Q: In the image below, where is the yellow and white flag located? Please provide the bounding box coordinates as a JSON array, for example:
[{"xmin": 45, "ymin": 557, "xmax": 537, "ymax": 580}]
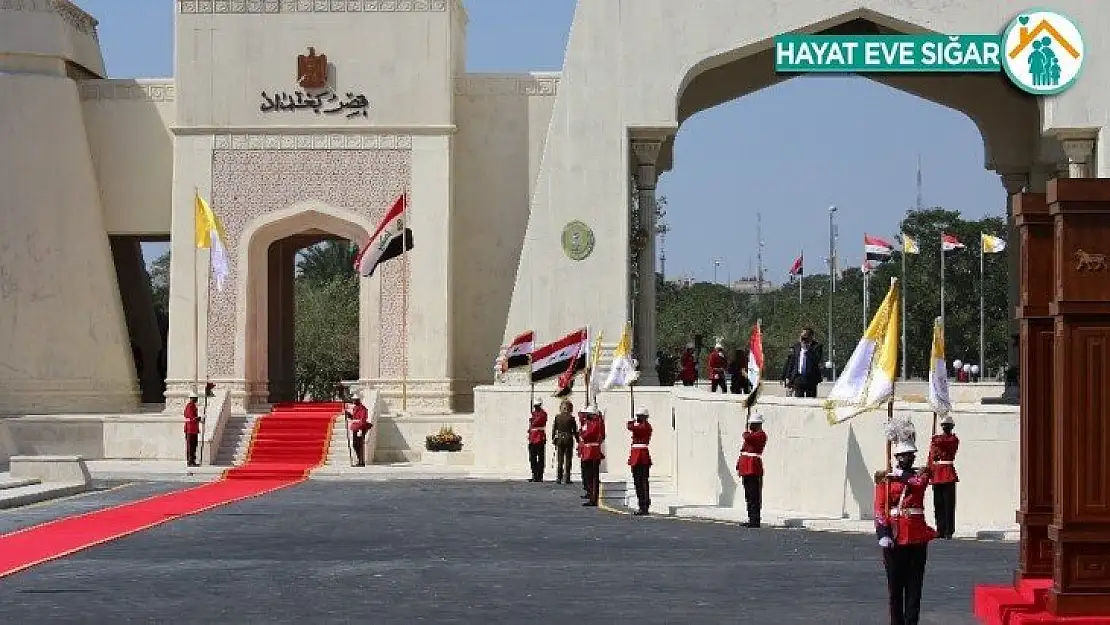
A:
[
  {"xmin": 927, "ymin": 317, "xmax": 952, "ymax": 416},
  {"xmin": 587, "ymin": 330, "xmax": 604, "ymax": 398},
  {"xmin": 901, "ymin": 233, "xmax": 920, "ymax": 255},
  {"xmin": 825, "ymin": 278, "xmax": 901, "ymax": 424},
  {"xmin": 981, "ymin": 233, "xmax": 1006, "ymax": 254},
  {"xmin": 195, "ymin": 192, "xmax": 230, "ymax": 291},
  {"xmin": 603, "ymin": 322, "xmax": 638, "ymax": 390}
]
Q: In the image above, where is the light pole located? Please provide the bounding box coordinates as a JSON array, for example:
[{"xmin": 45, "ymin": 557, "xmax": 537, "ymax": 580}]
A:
[
  {"xmin": 713, "ymin": 258, "xmax": 727, "ymax": 285},
  {"xmin": 828, "ymin": 205, "xmax": 838, "ymax": 380}
]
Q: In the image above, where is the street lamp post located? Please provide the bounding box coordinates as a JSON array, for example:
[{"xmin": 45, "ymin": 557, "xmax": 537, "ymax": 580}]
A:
[{"xmin": 828, "ymin": 205, "xmax": 838, "ymax": 380}]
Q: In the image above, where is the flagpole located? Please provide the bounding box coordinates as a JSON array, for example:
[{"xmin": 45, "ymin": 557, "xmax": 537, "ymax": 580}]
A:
[
  {"xmin": 401, "ymin": 191, "xmax": 409, "ymax": 412},
  {"xmin": 192, "ymin": 189, "xmax": 200, "ymax": 469},
  {"xmin": 798, "ymin": 251, "xmax": 803, "ymax": 305},
  {"xmin": 979, "ymin": 237, "xmax": 985, "ymax": 381},
  {"xmin": 901, "ymin": 243, "xmax": 907, "ymax": 381},
  {"xmin": 199, "ymin": 249, "xmax": 212, "ymax": 467},
  {"xmin": 940, "ymin": 237, "xmax": 946, "ymax": 331},
  {"xmin": 583, "ymin": 325, "xmax": 590, "ymax": 407}
]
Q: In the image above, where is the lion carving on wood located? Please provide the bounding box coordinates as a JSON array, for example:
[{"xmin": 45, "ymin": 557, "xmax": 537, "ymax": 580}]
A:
[{"xmin": 1074, "ymin": 249, "xmax": 1107, "ymax": 272}]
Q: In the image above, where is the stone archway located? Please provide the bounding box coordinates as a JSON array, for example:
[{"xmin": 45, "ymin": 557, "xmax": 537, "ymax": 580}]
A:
[
  {"xmin": 234, "ymin": 204, "xmax": 374, "ymax": 410},
  {"xmin": 626, "ymin": 9, "xmax": 1046, "ymax": 373}
]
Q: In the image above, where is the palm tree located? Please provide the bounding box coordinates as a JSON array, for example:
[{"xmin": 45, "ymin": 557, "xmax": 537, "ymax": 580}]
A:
[{"xmin": 297, "ymin": 240, "xmax": 358, "ymax": 285}]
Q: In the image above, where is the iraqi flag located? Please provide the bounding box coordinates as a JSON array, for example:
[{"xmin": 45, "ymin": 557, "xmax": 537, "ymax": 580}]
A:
[
  {"xmin": 743, "ymin": 320, "xmax": 764, "ymax": 409},
  {"xmin": 531, "ymin": 328, "xmax": 588, "ymax": 384},
  {"xmin": 788, "ymin": 254, "xmax": 803, "ymax": 277},
  {"xmin": 355, "ymin": 194, "xmax": 414, "ymax": 278},
  {"xmin": 941, "ymin": 233, "xmax": 965, "ymax": 252},
  {"xmin": 864, "ymin": 234, "xmax": 894, "ymax": 263},
  {"xmin": 505, "ymin": 331, "xmax": 534, "ymax": 370}
]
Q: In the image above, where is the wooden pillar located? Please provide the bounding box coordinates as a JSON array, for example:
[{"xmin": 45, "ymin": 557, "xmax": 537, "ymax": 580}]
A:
[
  {"xmin": 1013, "ymin": 192, "xmax": 1056, "ymax": 582},
  {"xmin": 1046, "ymin": 178, "xmax": 1110, "ymax": 616}
]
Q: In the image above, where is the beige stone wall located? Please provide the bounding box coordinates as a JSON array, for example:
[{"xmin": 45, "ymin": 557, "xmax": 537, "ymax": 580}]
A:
[{"xmin": 450, "ymin": 75, "xmax": 558, "ymax": 400}]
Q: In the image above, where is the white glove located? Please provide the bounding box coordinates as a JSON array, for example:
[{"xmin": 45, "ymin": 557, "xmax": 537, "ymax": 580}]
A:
[
  {"xmin": 878, "ymin": 537, "xmax": 894, "ymax": 548},
  {"xmin": 889, "ymin": 467, "xmax": 904, "ymax": 478}
]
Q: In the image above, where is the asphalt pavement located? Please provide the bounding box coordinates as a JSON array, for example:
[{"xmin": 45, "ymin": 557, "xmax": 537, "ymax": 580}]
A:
[{"xmin": 0, "ymin": 480, "xmax": 1014, "ymax": 624}]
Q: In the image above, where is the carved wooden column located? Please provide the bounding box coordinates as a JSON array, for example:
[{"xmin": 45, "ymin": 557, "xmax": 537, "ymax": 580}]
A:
[
  {"xmin": 1013, "ymin": 191, "xmax": 1055, "ymax": 583},
  {"xmin": 1001, "ymin": 171, "xmax": 1030, "ymax": 401},
  {"xmin": 1046, "ymin": 175, "xmax": 1110, "ymax": 616},
  {"xmin": 631, "ymin": 140, "xmax": 662, "ymax": 383}
]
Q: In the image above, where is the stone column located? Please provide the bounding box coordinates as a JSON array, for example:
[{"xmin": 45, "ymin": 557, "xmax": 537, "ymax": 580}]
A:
[
  {"xmin": 631, "ymin": 140, "xmax": 662, "ymax": 385},
  {"xmin": 999, "ymin": 172, "xmax": 1029, "ymax": 402},
  {"xmin": 1060, "ymin": 136, "xmax": 1095, "ymax": 179}
]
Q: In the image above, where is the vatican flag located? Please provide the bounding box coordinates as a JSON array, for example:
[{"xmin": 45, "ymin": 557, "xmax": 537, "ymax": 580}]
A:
[
  {"xmin": 901, "ymin": 233, "xmax": 920, "ymax": 255},
  {"xmin": 927, "ymin": 317, "xmax": 952, "ymax": 416},
  {"xmin": 603, "ymin": 322, "xmax": 638, "ymax": 390},
  {"xmin": 981, "ymin": 233, "xmax": 1006, "ymax": 254},
  {"xmin": 194, "ymin": 191, "xmax": 230, "ymax": 291},
  {"xmin": 825, "ymin": 278, "xmax": 901, "ymax": 424}
]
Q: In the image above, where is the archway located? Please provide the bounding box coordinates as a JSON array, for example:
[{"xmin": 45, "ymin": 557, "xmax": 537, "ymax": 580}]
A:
[
  {"xmin": 239, "ymin": 206, "xmax": 372, "ymax": 406},
  {"xmin": 628, "ymin": 10, "xmax": 1047, "ymax": 380}
]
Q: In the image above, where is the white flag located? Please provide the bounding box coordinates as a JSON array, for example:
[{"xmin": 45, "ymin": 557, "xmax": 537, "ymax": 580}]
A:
[{"xmin": 603, "ymin": 322, "xmax": 638, "ymax": 390}]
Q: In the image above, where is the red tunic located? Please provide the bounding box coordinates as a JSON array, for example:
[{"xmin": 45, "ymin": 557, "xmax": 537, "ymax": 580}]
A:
[
  {"xmin": 928, "ymin": 433, "xmax": 959, "ymax": 484},
  {"xmin": 735, "ymin": 430, "xmax": 767, "ymax": 476},
  {"xmin": 577, "ymin": 412, "xmax": 589, "ymax": 457},
  {"xmin": 580, "ymin": 420, "xmax": 605, "ymax": 461},
  {"xmin": 348, "ymin": 403, "xmax": 370, "ymax": 433},
  {"xmin": 680, "ymin": 351, "xmax": 697, "ymax": 383},
  {"xmin": 707, "ymin": 352, "xmax": 727, "ymax": 381},
  {"xmin": 528, "ymin": 409, "xmax": 548, "ymax": 444},
  {"xmin": 874, "ymin": 471, "xmax": 938, "ymax": 546},
  {"xmin": 183, "ymin": 402, "xmax": 201, "ymax": 435},
  {"xmin": 627, "ymin": 421, "xmax": 652, "ymax": 466}
]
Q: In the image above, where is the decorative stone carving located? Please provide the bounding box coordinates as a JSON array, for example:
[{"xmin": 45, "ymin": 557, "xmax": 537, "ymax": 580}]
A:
[
  {"xmin": 78, "ymin": 80, "xmax": 176, "ymax": 102},
  {"xmin": 208, "ymin": 147, "xmax": 411, "ymax": 381},
  {"xmin": 631, "ymin": 141, "xmax": 663, "ymax": 168},
  {"xmin": 1074, "ymin": 249, "xmax": 1107, "ymax": 272},
  {"xmin": 1, "ymin": 0, "xmax": 99, "ymax": 40},
  {"xmin": 998, "ymin": 172, "xmax": 1029, "ymax": 195},
  {"xmin": 178, "ymin": 0, "xmax": 455, "ymax": 14},
  {"xmin": 212, "ymin": 133, "xmax": 411, "ymax": 150},
  {"xmin": 1060, "ymin": 137, "xmax": 1095, "ymax": 178},
  {"xmin": 453, "ymin": 75, "xmax": 560, "ymax": 97}
]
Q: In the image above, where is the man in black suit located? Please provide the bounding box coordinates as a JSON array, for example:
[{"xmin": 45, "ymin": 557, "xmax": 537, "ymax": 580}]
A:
[{"xmin": 781, "ymin": 327, "xmax": 824, "ymax": 398}]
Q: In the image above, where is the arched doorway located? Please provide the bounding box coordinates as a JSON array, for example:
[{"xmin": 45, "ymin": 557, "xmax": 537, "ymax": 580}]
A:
[{"xmin": 628, "ymin": 10, "xmax": 1045, "ymax": 375}]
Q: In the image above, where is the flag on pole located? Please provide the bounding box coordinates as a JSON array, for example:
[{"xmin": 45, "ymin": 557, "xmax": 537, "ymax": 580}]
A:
[
  {"xmin": 194, "ymin": 192, "xmax": 230, "ymax": 291},
  {"xmin": 603, "ymin": 322, "xmax": 638, "ymax": 390},
  {"xmin": 354, "ymin": 194, "xmax": 414, "ymax": 278},
  {"xmin": 743, "ymin": 320, "xmax": 764, "ymax": 408},
  {"xmin": 505, "ymin": 331, "xmax": 534, "ymax": 370},
  {"xmin": 901, "ymin": 233, "xmax": 920, "ymax": 255},
  {"xmin": 941, "ymin": 233, "xmax": 965, "ymax": 252},
  {"xmin": 531, "ymin": 328, "xmax": 588, "ymax": 383},
  {"xmin": 861, "ymin": 260, "xmax": 875, "ymax": 273},
  {"xmin": 927, "ymin": 317, "xmax": 952, "ymax": 416},
  {"xmin": 981, "ymin": 233, "xmax": 1006, "ymax": 254},
  {"xmin": 865, "ymin": 234, "xmax": 894, "ymax": 263},
  {"xmin": 789, "ymin": 255, "xmax": 803, "ymax": 276},
  {"xmin": 587, "ymin": 330, "xmax": 605, "ymax": 398},
  {"xmin": 553, "ymin": 337, "xmax": 585, "ymax": 398},
  {"xmin": 825, "ymin": 278, "xmax": 901, "ymax": 424}
]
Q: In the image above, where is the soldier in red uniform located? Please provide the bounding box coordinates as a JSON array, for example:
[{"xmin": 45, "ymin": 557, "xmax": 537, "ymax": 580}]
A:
[
  {"xmin": 875, "ymin": 441, "xmax": 938, "ymax": 625},
  {"xmin": 627, "ymin": 407, "xmax": 653, "ymax": 515},
  {"xmin": 183, "ymin": 391, "xmax": 203, "ymax": 467},
  {"xmin": 708, "ymin": 342, "xmax": 728, "ymax": 393},
  {"xmin": 679, "ymin": 344, "xmax": 697, "ymax": 386},
  {"xmin": 577, "ymin": 406, "xmax": 589, "ymax": 497},
  {"xmin": 345, "ymin": 393, "xmax": 372, "ymax": 467},
  {"xmin": 579, "ymin": 406, "xmax": 605, "ymax": 507},
  {"xmin": 736, "ymin": 412, "xmax": 767, "ymax": 528},
  {"xmin": 927, "ymin": 415, "xmax": 959, "ymax": 539},
  {"xmin": 527, "ymin": 398, "xmax": 548, "ymax": 482}
]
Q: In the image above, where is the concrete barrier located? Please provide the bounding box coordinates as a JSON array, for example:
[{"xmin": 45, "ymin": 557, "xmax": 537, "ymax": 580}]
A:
[{"xmin": 9, "ymin": 455, "xmax": 92, "ymax": 486}]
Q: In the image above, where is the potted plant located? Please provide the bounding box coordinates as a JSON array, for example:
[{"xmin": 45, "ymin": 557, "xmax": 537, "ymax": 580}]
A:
[{"xmin": 425, "ymin": 426, "xmax": 463, "ymax": 452}]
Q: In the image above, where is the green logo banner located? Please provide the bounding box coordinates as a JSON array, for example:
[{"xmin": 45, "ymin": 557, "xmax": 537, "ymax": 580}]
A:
[{"xmin": 774, "ymin": 34, "xmax": 1003, "ymax": 73}]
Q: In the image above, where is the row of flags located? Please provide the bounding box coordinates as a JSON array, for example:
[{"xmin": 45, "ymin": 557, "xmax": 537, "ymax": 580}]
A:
[
  {"xmin": 825, "ymin": 277, "xmax": 951, "ymax": 424},
  {"xmin": 788, "ymin": 232, "xmax": 1007, "ymax": 276}
]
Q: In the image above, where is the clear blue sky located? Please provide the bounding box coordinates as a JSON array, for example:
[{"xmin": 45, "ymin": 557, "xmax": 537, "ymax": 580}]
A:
[{"xmin": 79, "ymin": 0, "xmax": 1005, "ymax": 281}]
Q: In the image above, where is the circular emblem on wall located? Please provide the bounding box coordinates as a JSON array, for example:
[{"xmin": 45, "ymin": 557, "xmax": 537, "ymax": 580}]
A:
[
  {"xmin": 561, "ymin": 221, "xmax": 595, "ymax": 261},
  {"xmin": 1001, "ymin": 10, "xmax": 1084, "ymax": 96}
]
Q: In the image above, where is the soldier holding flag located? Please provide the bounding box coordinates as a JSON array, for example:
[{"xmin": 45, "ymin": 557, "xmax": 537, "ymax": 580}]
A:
[{"xmin": 627, "ymin": 407, "xmax": 652, "ymax": 515}]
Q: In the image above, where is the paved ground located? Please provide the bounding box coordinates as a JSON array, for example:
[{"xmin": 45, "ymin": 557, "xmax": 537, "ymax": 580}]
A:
[{"xmin": 0, "ymin": 480, "xmax": 1013, "ymax": 624}]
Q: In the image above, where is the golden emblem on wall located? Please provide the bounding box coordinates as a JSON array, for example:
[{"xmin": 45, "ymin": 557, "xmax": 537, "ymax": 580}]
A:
[
  {"xmin": 561, "ymin": 221, "xmax": 595, "ymax": 261},
  {"xmin": 1074, "ymin": 249, "xmax": 1107, "ymax": 272},
  {"xmin": 297, "ymin": 47, "xmax": 328, "ymax": 90}
]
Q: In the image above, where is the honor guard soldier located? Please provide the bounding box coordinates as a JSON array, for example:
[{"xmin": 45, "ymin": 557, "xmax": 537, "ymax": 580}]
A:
[
  {"xmin": 578, "ymin": 407, "xmax": 590, "ymax": 497},
  {"xmin": 551, "ymin": 400, "xmax": 579, "ymax": 484},
  {"xmin": 927, "ymin": 415, "xmax": 959, "ymax": 539},
  {"xmin": 627, "ymin": 407, "xmax": 653, "ymax": 515},
  {"xmin": 708, "ymin": 342, "xmax": 729, "ymax": 393},
  {"xmin": 875, "ymin": 440, "xmax": 937, "ymax": 625},
  {"xmin": 579, "ymin": 406, "xmax": 605, "ymax": 507},
  {"xmin": 346, "ymin": 393, "xmax": 372, "ymax": 466},
  {"xmin": 184, "ymin": 392, "xmax": 203, "ymax": 467},
  {"xmin": 736, "ymin": 412, "xmax": 767, "ymax": 528},
  {"xmin": 527, "ymin": 398, "xmax": 548, "ymax": 482}
]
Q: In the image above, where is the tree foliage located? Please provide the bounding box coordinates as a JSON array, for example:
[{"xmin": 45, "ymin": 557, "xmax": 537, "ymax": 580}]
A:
[
  {"xmin": 656, "ymin": 208, "xmax": 1010, "ymax": 380},
  {"xmin": 294, "ymin": 274, "xmax": 360, "ymax": 400},
  {"xmin": 149, "ymin": 250, "xmax": 171, "ymax": 316}
]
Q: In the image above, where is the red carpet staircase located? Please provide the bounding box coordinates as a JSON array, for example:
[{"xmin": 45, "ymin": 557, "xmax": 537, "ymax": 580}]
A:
[
  {"xmin": 224, "ymin": 402, "xmax": 339, "ymax": 480},
  {"xmin": 0, "ymin": 402, "xmax": 339, "ymax": 579}
]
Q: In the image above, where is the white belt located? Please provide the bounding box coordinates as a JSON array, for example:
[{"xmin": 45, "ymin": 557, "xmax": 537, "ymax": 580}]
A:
[
  {"xmin": 631, "ymin": 444, "xmax": 649, "ymax": 449},
  {"xmin": 890, "ymin": 507, "xmax": 925, "ymax": 517},
  {"xmin": 740, "ymin": 452, "xmax": 762, "ymax": 458},
  {"xmin": 583, "ymin": 442, "xmax": 601, "ymax": 447},
  {"xmin": 933, "ymin": 460, "xmax": 954, "ymax": 465},
  {"xmin": 529, "ymin": 428, "xmax": 544, "ymax": 432}
]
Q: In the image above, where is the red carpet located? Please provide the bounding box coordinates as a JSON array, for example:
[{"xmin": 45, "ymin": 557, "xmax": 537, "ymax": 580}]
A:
[
  {"xmin": 0, "ymin": 402, "xmax": 338, "ymax": 579},
  {"xmin": 975, "ymin": 580, "xmax": 1110, "ymax": 624}
]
